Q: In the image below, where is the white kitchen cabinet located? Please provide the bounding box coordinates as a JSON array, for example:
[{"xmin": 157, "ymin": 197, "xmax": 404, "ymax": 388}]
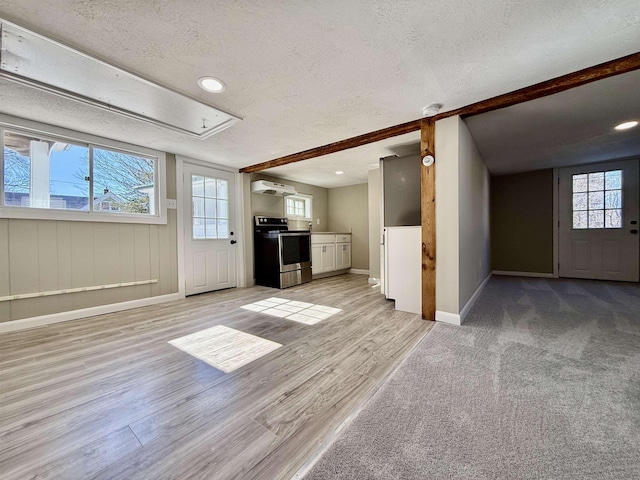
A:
[
  {"xmin": 312, "ymin": 242, "xmax": 336, "ymax": 274},
  {"xmin": 335, "ymin": 243, "xmax": 351, "ymax": 270},
  {"xmin": 311, "ymin": 233, "xmax": 351, "ymax": 276}
]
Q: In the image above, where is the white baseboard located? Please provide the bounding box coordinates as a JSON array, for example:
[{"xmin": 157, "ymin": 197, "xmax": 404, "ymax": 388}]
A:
[
  {"xmin": 435, "ymin": 310, "xmax": 461, "ymax": 326},
  {"xmin": 492, "ymin": 270, "xmax": 554, "ymax": 278},
  {"xmin": 436, "ymin": 272, "xmax": 492, "ymax": 326},
  {"xmin": 459, "ymin": 272, "xmax": 492, "ymax": 323},
  {"xmin": 349, "ymin": 269, "xmax": 369, "ymax": 275},
  {"xmin": 0, "ymin": 292, "xmax": 184, "ymax": 333}
]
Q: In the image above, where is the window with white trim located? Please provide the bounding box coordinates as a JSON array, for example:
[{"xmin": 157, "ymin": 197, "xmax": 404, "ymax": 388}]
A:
[
  {"xmin": 285, "ymin": 194, "xmax": 312, "ymax": 220},
  {"xmin": 0, "ymin": 122, "xmax": 165, "ymax": 223},
  {"xmin": 191, "ymin": 174, "xmax": 229, "ymax": 239},
  {"xmin": 572, "ymin": 170, "xmax": 622, "ymax": 229}
]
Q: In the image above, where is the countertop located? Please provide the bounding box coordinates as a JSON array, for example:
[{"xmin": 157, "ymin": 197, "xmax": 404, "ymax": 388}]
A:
[{"xmin": 311, "ymin": 231, "xmax": 351, "ymax": 235}]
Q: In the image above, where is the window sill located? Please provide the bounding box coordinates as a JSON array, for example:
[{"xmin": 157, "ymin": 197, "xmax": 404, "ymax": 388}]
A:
[{"xmin": 0, "ymin": 206, "xmax": 168, "ymax": 225}]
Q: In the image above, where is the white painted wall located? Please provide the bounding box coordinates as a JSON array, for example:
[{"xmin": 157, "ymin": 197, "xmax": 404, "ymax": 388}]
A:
[
  {"xmin": 458, "ymin": 118, "xmax": 491, "ymax": 310},
  {"xmin": 434, "ymin": 116, "xmax": 491, "ymax": 325},
  {"xmin": 328, "ymin": 183, "xmax": 369, "ymax": 270}
]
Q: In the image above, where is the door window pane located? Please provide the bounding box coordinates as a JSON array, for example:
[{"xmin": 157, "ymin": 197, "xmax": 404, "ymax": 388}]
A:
[
  {"xmin": 605, "ymin": 209, "xmax": 622, "ymax": 228},
  {"xmin": 573, "ymin": 211, "xmax": 588, "ymax": 229},
  {"xmin": 588, "ymin": 210, "xmax": 604, "ymax": 229},
  {"xmin": 572, "ymin": 170, "xmax": 622, "ymax": 229},
  {"xmin": 191, "ymin": 174, "xmax": 229, "ymax": 239},
  {"xmin": 572, "ymin": 174, "xmax": 588, "ymax": 193}
]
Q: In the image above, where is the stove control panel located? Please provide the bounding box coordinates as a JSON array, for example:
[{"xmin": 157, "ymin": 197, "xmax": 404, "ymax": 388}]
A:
[{"xmin": 255, "ymin": 216, "xmax": 288, "ymax": 227}]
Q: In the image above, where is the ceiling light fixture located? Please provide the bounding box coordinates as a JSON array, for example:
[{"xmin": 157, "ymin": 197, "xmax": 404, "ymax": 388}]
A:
[
  {"xmin": 335, "ymin": 171, "xmax": 344, "ymax": 175},
  {"xmin": 614, "ymin": 121, "xmax": 638, "ymax": 131},
  {"xmin": 197, "ymin": 76, "xmax": 226, "ymax": 93}
]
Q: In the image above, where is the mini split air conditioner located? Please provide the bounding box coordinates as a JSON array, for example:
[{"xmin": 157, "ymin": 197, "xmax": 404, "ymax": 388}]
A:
[{"xmin": 251, "ymin": 180, "xmax": 297, "ymax": 196}]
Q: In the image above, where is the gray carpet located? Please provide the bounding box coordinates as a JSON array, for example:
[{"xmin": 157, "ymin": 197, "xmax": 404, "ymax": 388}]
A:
[{"xmin": 304, "ymin": 276, "xmax": 640, "ymax": 479}]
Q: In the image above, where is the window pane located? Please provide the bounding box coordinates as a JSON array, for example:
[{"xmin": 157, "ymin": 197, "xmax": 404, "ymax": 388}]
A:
[
  {"xmin": 572, "ymin": 174, "xmax": 588, "ymax": 193},
  {"xmin": 217, "ymin": 199, "xmax": 228, "ymax": 219},
  {"xmin": 205, "ymin": 177, "xmax": 216, "ymax": 198},
  {"xmin": 3, "ymin": 131, "xmax": 89, "ymax": 210},
  {"xmin": 205, "ymin": 218, "xmax": 217, "ymax": 239},
  {"xmin": 588, "ymin": 172, "xmax": 604, "ymax": 191},
  {"xmin": 588, "ymin": 210, "xmax": 604, "ymax": 228},
  {"xmin": 217, "ymin": 219, "xmax": 229, "ymax": 238},
  {"xmin": 193, "ymin": 217, "xmax": 205, "ymax": 239},
  {"xmin": 605, "ymin": 190, "xmax": 621, "ymax": 209},
  {"xmin": 93, "ymin": 148, "xmax": 155, "ymax": 214},
  {"xmin": 205, "ymin": 198, "xmax": 216, "ymax": 217},
  {"xmin": 192, "ymin": 176, "xmax": 204, "ymax": 197},
  {"xmin": 573, "ymin": 193, "xmax": 587, "ymax": 210},
  {"xmin": 573, "ymin": 211, "xmax": 588, "ymax": 229},
  {"xmin": 605, "ymin": 209, "xmax": 622, "ymax": 228},
  {"xmin": 588, "ymin": 191, "xmax": 604, "ymax": 210},
  {"xmin": 217, "ymin": 179, "xmax": 228, "ymax": 200},
  {"xmin": 605, "ymin": 170, "xmax": 622, "ymax": 190},
  {"xmin": 192, "ymin": 197, "xmax": 204, "ymax": 217}
]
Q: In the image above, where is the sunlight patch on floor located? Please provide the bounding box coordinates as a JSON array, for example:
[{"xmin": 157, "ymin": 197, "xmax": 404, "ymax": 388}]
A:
[
  {"xmin": 168, "ymin": 325, "xmax": 282, "ymax": 373},
  {"xmin": 241, "ymin": 297, "xmax": 342, "ymax": 325}
]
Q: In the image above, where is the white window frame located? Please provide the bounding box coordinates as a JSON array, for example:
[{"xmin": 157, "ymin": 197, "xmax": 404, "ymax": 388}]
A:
[
  {"xmin": 0, "ymin": 114, "xmax": 167, "ymax": 225},
  {"xmin": 285, "ymin": 193, "xmax": 312, "ymax": 221}
]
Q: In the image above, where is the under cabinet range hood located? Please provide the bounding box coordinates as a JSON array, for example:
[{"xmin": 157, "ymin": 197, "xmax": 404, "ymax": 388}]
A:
[{"xmin": 251, "ymin": 180, "xmax": 297, "ymax": 196}]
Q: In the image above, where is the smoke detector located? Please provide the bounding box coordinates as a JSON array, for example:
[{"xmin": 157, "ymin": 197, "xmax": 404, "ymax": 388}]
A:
[{"xmin": 422, "ymin": 103, "xmax": 443, "ymax": 117}]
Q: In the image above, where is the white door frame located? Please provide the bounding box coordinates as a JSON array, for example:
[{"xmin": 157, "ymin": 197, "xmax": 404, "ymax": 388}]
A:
[{"xmin": 176, "ymin": 155, "xmax": 247, "ymax": 296}]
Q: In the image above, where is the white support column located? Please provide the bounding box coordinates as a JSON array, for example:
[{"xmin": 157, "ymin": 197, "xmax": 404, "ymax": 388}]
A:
[{"xmin": 29, "ymin": 140, "xmax": 50, "ymax": 208}]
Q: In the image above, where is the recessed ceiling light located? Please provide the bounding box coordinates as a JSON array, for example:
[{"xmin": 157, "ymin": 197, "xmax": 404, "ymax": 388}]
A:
[
  {"xmin": 335, "ymin": 171, "xmax": 344, "ymax": 175},
  {"xmin": 197, "ymin": 76, "xmax": 226, "ymax": 93},
  {"xmin": 614, "ymin": 121, "xmax": 638, "ymax": 130}
]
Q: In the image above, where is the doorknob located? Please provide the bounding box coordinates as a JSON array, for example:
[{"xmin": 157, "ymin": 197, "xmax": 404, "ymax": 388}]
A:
[{"xmin": 230, "ymin": 240, "xmax": 237, "ymax": 244}]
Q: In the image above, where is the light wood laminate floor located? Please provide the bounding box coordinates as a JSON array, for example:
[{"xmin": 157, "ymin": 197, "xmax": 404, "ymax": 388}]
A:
[{"xmin": 0, "ymin": 274, "xmax": 433, "ymax": 479}]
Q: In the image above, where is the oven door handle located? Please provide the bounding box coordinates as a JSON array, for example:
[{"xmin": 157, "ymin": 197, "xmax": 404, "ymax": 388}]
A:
[{"xmin": 278, "ymin": 232, "xmax": 311, "ymax": 237}]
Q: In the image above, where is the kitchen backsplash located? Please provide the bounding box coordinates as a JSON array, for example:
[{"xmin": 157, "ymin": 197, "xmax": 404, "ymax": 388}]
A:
[{"xmin": 288, "ymin": 218, "xmax": 311, "ymax": 230}]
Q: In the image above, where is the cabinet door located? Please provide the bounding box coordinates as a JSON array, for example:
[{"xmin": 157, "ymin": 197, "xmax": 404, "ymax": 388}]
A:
[
  {"xmin": 336, "ymin": 243, "xmax": 352, "ymax": 269},
  {"xmin": 323, "ymin": 243, "xmax": 336, "ymax": 271},
  {"xmin": 336, "ymin": 243, "xmax": 345, "ymax": 269},
  {"xmin": 343, "ymin": 243, "xmax": 351, "ymax": 269},
  {"xmin": 311, "ymin": 244, "xmax": 324, "ymax": 274}
]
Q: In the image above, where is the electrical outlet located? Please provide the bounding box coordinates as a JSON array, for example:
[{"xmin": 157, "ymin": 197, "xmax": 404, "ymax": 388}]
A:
[
  {"xmin": 317, "ymin": 218, "xmax": 320, "ymax": 225},
  {"xmin": 167, "ymin": 199, "xmax": 177, "ymax": 209}
]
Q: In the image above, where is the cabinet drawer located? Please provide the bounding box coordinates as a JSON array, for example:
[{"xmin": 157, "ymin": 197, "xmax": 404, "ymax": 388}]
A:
[
  {"xmin": 335, "ymin": 234, "xmax": 351, "ymax": 243},
  {"xmin": 311, "ymin": 234, "xmax": 336, "ymax": 244}
]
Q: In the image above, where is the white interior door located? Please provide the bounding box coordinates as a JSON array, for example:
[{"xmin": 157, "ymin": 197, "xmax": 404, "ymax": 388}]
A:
[
  {"xmin": 183, "ymin": 164, "xmax": 237, "ymax": 295},
  {"xmin": 558, "ymin": 159, "xmax": 639, "ymax": 281}
]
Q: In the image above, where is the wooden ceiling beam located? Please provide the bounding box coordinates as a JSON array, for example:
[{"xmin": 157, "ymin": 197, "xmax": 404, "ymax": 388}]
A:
[
  {"xmin": 239, "ymin": 51, "xmax": 640, "ymax": 173},
  {"xmin": 435, "ymin": 51, "xmax": 640, "ymax": 121},
  {"xmin": 239, "ymin": 118, "xmax": 421, "ymax": 173}
]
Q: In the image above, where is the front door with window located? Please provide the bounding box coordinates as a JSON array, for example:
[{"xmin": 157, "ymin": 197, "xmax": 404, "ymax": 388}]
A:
[
  {"xmin": 183, "ymin": 164, "xmax": 237, "ymax": 295},
  {"xmin": 558, "ymin": 159, "xmax": 639, "ymax": 281}
]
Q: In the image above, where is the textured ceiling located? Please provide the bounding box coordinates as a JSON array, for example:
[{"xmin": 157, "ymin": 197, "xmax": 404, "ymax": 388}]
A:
[
  {"xmin": 0, "ymin": 1, "xmax": 639, "ymax": 187},
  {"xmin": 466, "ymin": 70, "xmax": 640, "ymax": 176}
]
